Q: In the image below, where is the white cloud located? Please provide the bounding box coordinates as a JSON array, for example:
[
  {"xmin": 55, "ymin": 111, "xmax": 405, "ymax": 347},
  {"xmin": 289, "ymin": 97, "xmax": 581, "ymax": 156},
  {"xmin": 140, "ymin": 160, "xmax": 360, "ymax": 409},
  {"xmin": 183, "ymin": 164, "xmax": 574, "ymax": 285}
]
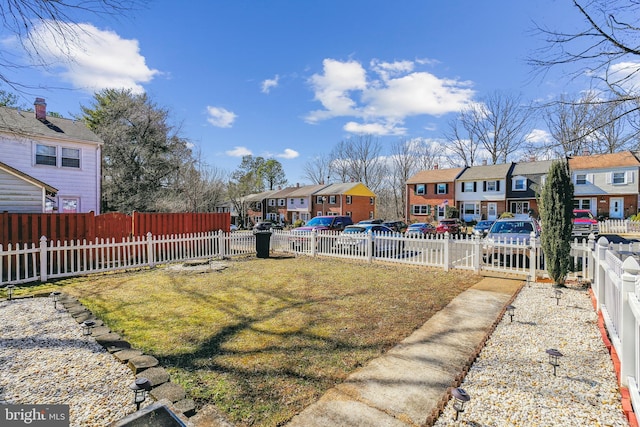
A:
[
  {"xmin": 206, "ymin": 106, "xmax": 237, "ymax": 128},
  {"xmin": 607, "ymin": 61, "xmax": 640, "ymax": 94},
  {"xmin": 306, "ymin": 59, "xmax": 367, "ymax": 122},
  {"xmin": 525, "ymin": 128, "xmax": 552, "ymax": 144},
  {"xmin": 226, "ymin": 146, "xmax": 252, "ymax": 157},
  {"xmin": 23, "ymin": 21, "xmax": 158, "ymax": 93},
  {"xmin": 261, "ymin": 75, "xmax": 279, "ymax": 94},
  {"xmin": 305, "ymin": 58, "xmax": 475, "ymax": 135},
  {"xmin": 343, "ymin": 121, "xmax": 406, "ymax": 136},
  {"xmin": 276, "ymin": 148, "xmax": 299, "ymax": 159}
]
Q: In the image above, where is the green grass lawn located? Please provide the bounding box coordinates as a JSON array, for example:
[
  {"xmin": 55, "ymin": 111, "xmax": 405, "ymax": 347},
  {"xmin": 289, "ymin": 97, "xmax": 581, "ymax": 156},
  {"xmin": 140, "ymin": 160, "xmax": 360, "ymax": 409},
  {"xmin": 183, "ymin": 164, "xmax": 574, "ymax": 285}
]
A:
[{"xmin": 35, "ymin": 255, "xmax": 480, "ymax": 426}]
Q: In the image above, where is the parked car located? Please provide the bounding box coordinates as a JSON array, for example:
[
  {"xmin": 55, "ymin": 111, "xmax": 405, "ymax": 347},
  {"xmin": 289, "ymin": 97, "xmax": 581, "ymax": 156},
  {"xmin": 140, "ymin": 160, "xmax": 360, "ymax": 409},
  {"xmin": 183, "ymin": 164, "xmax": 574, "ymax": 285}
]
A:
[
  {"xmin": 572, "ymin": 209, "xmax": 599, "ymax": 237},
  {"xmin": 382, "ymin": 220, "xmax": 408, "ymax": 233},
  {"xmin": 405, "ymin": 222, "xmax": 436, "ymax": 236},
  {"xmin": 230, "ymin": 224, "xmax": 239, "ymax": 232},
  {"xmin": 253, "ymin": 221, "xmax": 273, "ymax": 231},
  {"xmin": 290, "ymin": 215, "xmax": 354, "ymax": 250},
  {"xmin": 333, "ymin": 224, "xmax": 403, "ymax": 255},
  {"xmin": 471, "ymin": 220, "xmax": 494, "ymax": 237},
  {"xmin": 436, "ymin": 218, "xmax": 464, "ymax": 235},
  {"xmin": 484, "ymin": 217, "xmax": 541, "ymax": 267},
  {"xmin": 357, "ymin": 219, "xmax": 384, "ymax": 225}
]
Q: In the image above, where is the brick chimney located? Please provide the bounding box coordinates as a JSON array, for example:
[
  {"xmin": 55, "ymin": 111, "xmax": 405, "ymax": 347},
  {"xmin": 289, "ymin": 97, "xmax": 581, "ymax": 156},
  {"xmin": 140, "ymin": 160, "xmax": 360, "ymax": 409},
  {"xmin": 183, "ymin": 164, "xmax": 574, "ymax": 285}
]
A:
[
  {"xmin": 434, "ymin": 164, "xmax": 438, "ymax": 170},
  {"xmin": 34, "ymin": 98, "xmax": 46, "ymax": 121}
]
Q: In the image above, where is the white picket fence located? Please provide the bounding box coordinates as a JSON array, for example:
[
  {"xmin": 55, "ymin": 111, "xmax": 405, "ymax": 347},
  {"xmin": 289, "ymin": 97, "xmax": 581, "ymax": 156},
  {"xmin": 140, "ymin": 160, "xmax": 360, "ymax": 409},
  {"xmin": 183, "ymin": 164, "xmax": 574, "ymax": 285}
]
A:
[
  {"xmin": 591, "ymin": 236, "xmax": 640, "ymax": 421},
  {"xmin": 599, "ymin": 219, "xmax": 640, "ymax": 234},
  {"xmin": 0, "ymin": 231, "xmax": 256, "ymax": 285}
]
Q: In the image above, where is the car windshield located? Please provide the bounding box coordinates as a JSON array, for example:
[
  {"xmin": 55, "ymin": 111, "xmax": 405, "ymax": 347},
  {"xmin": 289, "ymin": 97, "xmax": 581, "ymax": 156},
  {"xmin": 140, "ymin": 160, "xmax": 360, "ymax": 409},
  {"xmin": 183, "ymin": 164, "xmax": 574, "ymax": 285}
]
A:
[
  {"xmin": 477, "ymin": 221, "xmax": 492, "ymax": 227},
  {"xmin": 574, "ymin": 211, "xmax": 594, "ymax": 219},
  {"xmin": 491, "ymin": 221, "xmax": 534, "ymax": 234},
  {"xmin": 343, "ymin": 226, "xmax": 366, "ymax": 234},
  {"xmin": 305, "ymin": 217, "xmax": 332, "ymax": 226}
]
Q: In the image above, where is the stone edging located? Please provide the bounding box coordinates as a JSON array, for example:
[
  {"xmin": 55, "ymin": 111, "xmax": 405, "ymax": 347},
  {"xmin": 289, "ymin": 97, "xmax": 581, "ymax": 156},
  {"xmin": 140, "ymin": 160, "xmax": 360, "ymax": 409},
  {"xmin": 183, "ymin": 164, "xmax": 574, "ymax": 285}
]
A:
[{"xmin": 51, "ymin": 292, "xmax": 197, "ymax": 421}]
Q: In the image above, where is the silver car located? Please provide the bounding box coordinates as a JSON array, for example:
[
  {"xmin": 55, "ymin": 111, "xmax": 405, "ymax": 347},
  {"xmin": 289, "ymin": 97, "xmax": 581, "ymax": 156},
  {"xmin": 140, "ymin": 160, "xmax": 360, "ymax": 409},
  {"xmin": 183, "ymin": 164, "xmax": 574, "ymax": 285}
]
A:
[{"xmin": 484, "ymin": 217, "xmax": 540, "ymax": 267}]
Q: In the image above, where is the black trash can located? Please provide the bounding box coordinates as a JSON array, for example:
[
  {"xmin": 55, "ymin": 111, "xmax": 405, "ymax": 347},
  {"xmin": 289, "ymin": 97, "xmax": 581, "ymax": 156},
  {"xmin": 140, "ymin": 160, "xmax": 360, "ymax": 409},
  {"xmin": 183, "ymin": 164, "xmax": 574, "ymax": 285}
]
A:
[{"xmin": 255, "ymin": 231, "xmax": 272, "ymax": 258}]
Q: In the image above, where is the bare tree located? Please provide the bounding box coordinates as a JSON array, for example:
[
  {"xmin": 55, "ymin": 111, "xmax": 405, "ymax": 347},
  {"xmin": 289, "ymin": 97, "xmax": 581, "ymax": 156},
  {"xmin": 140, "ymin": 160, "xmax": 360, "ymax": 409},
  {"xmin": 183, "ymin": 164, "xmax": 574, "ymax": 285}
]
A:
[
  {"xmin": 541, "ymin": 93, "xmax": 599, "ymax": 157},
  {"xmin": 412, "ymin": 138, "xmax": 446, "ymax": 170},
  {"xmin": 302, "ymin": 154, "xmax": 332, "ymax": 184},
  {"xmin": 329, "ymin": 135, "xmax": 387, "ymax": 192},
  {"xmin": 387, "ymin": 139, "xmax": 419, "ymax": 219},
  {"xmin": 454, "ymin": 91, "xmax": 531, "ymax": 164},
  {"xmin": 530, "ymin": 0, "xmax": 640, "ymax": 143},
  {"xmin": 0, "ymin": 0, "xmax": 144, "ymax": 89},
  {"xmin": 444, "ymin": 117, "xmax": 480, "ymax": 167}
]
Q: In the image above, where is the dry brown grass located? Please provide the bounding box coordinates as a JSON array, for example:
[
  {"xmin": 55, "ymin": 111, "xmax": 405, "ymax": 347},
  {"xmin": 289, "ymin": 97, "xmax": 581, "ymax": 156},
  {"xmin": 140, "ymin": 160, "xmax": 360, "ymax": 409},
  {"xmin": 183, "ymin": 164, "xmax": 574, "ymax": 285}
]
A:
[{"xmin": 52, "ymin": 255, "xmax": 480, "ymax": 426}]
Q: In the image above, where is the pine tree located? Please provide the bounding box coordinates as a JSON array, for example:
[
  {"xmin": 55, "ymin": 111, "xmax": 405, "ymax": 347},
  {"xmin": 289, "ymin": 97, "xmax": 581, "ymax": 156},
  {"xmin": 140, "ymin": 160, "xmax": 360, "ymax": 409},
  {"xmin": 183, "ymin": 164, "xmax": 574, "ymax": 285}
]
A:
[{"xmin": 539, "ymin": 159, "xmax": 574, "ymax": 285}]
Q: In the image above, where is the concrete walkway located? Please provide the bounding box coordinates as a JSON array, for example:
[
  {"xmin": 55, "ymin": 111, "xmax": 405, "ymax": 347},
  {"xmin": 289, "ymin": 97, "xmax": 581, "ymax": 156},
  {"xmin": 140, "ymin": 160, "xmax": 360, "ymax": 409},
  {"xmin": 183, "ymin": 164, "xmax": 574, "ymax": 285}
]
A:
[{"xmin": 284, "ymin": 277, "xmax": 523, "ymax": 427}]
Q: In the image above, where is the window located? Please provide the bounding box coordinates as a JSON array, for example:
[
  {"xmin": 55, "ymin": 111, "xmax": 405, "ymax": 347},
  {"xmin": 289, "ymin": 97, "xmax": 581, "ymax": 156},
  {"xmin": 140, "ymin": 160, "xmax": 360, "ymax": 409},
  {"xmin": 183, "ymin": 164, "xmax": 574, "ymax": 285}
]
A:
[
  {"xmin": 573, "ymin": 199, "xmax": 592, "ymax": 210},
  {"xmin": 35, "ymin": 144, "xmax": 56, "ymax": 166},
  {"xmin": 346, "ymin": 211, "xmax": 352, "ymax": 217},
  {"xmin": 256, "ymin": 202, "xmax": 262, "ymax": 210},
  {"xmin": 278, "ymin": 199, "xmax": 285, "ymax": 206},
  {"xmin": 416, "ymin": 184, "xmax": 426, "ymax": 195},
  {"xmin": 369, "ymin": 211, "xmax": 374, "ymax": 219},
  {"xmin": 486, "ymin": 181, "xmax": 496, "ymax": 192},
  {"xmin": 575, "ymin": 174, "xmax": 587, "ymax": 185},
  {"xmin": 269, "ymin": 199, "xmax": 276, "ymax": 206},
  {"xmin": 513, "ymin": 178, "xmax": 526, "ymax": 191},
  {"xmin": 290, "ymin": 199, "xmax": 294, "ymax": 204},
  {"xmin": 316, "ymin": 196, "xmax": 324, "ymax": 204},
  {"xmin": 300, "ymin": 198, "xmax": 305, "ymax": 204},
  {"xmin": 346, "ymin": 195, "xmax": 352, "ymax": 204},
  {"xmin": 370, "ymin": 197, "xmax": 374, "ymax": 205},
  {"xmin": 436, "ymin": 183, "xmax": 447, "ymax": 194},
  {"xmin": 316, "ymin": 210, "xmax": 323, "ymax": 216},
  {"xmin": 61, "ymin": 148, "xmax": 80, "ymax": 168},
  {"xmin": 463, "ymin": 182, "xmax": 474, "ymax": 192},
  {"xmin": 510, "ymin": 201, "xmax": 530, "ymax": 215},
  {"xmin": 411, "ymin": 205, "xmax": 431, "ymax": 215},
  {"xmin": 61, "ymin": 198, "xmax": 78, "ymax": 213},
  {"xmin": 612, "ymin": 172, "xmax": 625, "ymax": 184},
  {"xmin": 329, "ymin": 195, "xmax": 336, "ymax": 204}
]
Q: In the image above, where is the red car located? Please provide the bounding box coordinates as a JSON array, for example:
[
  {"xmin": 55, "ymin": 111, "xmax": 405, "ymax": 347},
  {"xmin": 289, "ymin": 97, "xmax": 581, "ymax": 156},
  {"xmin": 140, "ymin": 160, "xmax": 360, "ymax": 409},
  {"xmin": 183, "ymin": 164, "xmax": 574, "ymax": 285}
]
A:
[{"xmin": 436, "ymin": 219, "xmax": 464, "ymax": 235}]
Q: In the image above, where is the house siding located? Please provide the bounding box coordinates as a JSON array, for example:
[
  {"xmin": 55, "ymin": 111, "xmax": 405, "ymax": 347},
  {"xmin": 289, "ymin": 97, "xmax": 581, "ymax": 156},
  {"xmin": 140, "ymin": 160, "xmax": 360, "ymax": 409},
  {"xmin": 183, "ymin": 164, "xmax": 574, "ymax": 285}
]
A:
[
  {"xmin": 0, "ymin": 133, "xmax": 101, "ymax": 214},
  {"xmin": 0, "ymin": 169, "xmax": 43, "ymax": 213}
]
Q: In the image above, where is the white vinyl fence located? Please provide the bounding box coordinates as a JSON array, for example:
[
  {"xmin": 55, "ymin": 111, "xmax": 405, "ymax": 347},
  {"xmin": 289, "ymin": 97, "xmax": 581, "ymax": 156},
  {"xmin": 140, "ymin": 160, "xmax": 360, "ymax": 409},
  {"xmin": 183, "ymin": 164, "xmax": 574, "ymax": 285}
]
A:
[
  {"xmin": 599, "ymin": 219, "xmax": 640, "ymax": 234},
  {"xmin": 1, "ymin": 229, "xmax": 593, "ymax": 287},
  {"xmin": 591, "ymin": 237, "xmax": 640, "ymax": 421}
]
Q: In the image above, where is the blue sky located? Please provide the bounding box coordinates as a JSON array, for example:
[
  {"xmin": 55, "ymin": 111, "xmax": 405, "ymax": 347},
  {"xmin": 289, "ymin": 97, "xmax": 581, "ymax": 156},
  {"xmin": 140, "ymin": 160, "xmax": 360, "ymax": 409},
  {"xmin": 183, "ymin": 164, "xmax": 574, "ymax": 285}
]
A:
[{"xmin": 1, "ymin": 0, "xmax": 589, "ymax": 184}]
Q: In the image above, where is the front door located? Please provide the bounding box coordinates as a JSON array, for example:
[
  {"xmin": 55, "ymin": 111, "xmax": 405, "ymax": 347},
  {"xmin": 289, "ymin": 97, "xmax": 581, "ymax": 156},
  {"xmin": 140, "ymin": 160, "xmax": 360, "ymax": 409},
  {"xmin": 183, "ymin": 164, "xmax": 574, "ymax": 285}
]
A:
[
  {"xmin": 609, "ymin": 197, "xmax": 624, "ymax": 219},
  {"xmin": 487, "ymin": 203, "xmax": 497, "ymax": 221}
]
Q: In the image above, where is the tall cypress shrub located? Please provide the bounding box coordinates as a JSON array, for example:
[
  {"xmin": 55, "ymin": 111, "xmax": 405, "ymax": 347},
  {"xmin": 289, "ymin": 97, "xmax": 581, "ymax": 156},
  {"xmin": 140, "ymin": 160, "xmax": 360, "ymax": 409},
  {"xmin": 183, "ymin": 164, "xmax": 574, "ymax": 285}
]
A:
[{"xmin": 539, "ymin": 159, "xmax": 574, "ymax": 285}]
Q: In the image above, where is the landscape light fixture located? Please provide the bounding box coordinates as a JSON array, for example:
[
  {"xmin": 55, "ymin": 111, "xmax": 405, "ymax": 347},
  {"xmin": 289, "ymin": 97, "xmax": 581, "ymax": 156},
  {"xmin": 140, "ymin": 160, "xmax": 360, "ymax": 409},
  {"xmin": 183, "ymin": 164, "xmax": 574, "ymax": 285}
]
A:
[
  {"xmin": 6, "ymin": 284, "xmax": 15, "ymax": 301},
  {"xmin": 129, "ymin": 377, "xmax": 151, "ymax": 410},
  {"xmin": 81, "ymin": 320, "xmax": 95, "ymax": 336},
  {"xmin": 546, "ymin": 348, "xmax": 563, "ymax": 376},
  {"xmin": 451, "ymin": 387, "xmax": 471, "ymax": 421},
  {"xmin": 506, "ymin": 305, "xmax": 515, "ymax": 322},
  {"xmin": 50, "ymin": 291, "xmax": 61, "ymax": 309},
  {"xmin": 554, "ymin": 289, "xmax": 563, "ymax": 305}
]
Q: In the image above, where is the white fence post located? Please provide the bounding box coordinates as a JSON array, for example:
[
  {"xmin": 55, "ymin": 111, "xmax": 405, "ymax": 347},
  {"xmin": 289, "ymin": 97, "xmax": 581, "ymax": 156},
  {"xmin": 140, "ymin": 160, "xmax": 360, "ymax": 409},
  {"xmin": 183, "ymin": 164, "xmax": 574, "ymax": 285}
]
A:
[
  {"xmin": 39, "ymin": 236, "xmax": 48, "ymax": 282},
  {"xmin": 529, "ymin": 231, "xmax": 537, "ymax": 280},
  {"xmin": 147, "ymin": 232, "xmax": 155, "ymax": 268},
  {"xmin": 311, "ymin": 230, "xmax": 317, "ymax": 257},
  {"xmin": 443, "ymin": 232, "xmax": 450, "ymax": 271},
  {"xmin": 366, "ymin": 232, "xmax": 373, "ymax": 263},
  {"xmin": 620, "ymin": 257, "xmax": 639, "ymax": 387},
  {"xmin": 217, "ymin": 230, "xmax": 224, "ymax": 258},
  {"xmin": 473, "ymin": 235, "xmax": 481, "ymax": 273},
  {"xmin": 595, "ymin": 237, "xmax": 609, "ymax": 312}
]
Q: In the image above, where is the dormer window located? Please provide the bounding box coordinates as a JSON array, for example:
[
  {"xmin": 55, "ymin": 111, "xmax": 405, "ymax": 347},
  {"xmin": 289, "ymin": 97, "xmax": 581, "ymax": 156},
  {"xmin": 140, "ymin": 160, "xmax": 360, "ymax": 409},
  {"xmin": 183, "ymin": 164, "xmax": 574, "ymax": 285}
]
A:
[{"xmin": 512, "ymin": 177, "xmax": 526, "ymax": 191}]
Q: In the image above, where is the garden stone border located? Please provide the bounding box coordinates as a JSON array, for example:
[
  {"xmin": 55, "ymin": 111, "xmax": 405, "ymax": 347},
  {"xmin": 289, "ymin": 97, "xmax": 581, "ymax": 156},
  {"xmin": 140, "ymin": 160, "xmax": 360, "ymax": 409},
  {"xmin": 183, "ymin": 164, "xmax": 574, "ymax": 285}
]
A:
[{"xmin": 52, "ymin": 292, "xmax": 197, "ymax": 420}]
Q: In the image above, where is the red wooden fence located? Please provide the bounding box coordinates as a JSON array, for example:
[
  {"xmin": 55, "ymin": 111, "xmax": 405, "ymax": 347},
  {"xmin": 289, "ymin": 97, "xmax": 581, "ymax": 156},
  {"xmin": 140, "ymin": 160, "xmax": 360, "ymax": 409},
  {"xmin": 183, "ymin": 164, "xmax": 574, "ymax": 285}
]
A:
[{"xmin": 0, "ymin": 212, "xmax": 230, "ymax": 247}]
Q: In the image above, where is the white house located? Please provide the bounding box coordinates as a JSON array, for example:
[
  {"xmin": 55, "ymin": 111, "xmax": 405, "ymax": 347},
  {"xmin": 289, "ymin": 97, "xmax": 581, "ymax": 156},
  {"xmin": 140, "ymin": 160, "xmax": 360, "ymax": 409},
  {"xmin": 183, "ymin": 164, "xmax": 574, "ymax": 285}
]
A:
[
  {"xmin": 455, "ymin": 162, "xmax": 514, "ymax": 222},
  {"xmin": 0, "ymin": 98, "xmax": 103, "ymax": 214},
  {"xmin": 568, "ymin": 151, "xmax": 640, "ymax": 219}
]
